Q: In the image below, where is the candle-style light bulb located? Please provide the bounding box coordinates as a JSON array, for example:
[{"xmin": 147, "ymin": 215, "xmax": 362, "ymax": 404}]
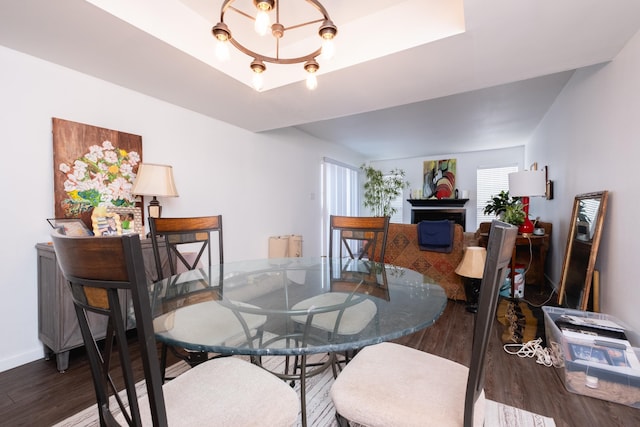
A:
[
  {"xmin": 306, "ymin": 73, "xmax": 318, "ymax": 90},
  {"xmin": 255, "ymin": 10, "xmax": 270, "ymax": 36},
  {"xmin": 304, "ymin": 59, "xmax": 319, "ymax": 90},
  {"xmin": 252, "ymin": 72, "xmax": 264, "ymax": 91},
  {"xmin": 321, "ymin": 38, "xmax": 335, "ymax": 60},
  {"xmin": 215, "ymin": 39, "xmax": 230, "ymax": 61}
]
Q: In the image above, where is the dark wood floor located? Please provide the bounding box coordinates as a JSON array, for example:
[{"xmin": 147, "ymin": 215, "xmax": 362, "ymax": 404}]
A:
[{"xmin": 2, "ymin": 285, "xmax": 639, "ymax": 426}]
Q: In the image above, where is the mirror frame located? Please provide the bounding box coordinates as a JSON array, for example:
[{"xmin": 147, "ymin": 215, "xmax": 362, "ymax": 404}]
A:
[{"xmin": 558, "ymin": 191, "xmax": 609, "ymax": 311}]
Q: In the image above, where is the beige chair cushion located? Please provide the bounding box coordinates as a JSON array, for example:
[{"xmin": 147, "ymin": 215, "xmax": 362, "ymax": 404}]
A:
[
  {"xmin": 153, "ymin": 300, "xmax": 266, "ymax": 344},
  {"xmin": 291, "ymin": 293, "xmax": 377, "ymax": 335},
  {"xmin": 116, "ymin": 357, "xmax": 299, "ymax": 426},
  {"xmin": 330, "ymin": 342, "xmax": 485, "ymax": 427}
]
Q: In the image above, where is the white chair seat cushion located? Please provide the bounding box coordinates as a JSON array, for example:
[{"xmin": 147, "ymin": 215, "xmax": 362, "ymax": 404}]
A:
[
  {"xmin": 120, "ymin": 357, "xmax": 299, "ymax": 426},
  {"xmin": 291, "ymin": 293, "xmax": 377, "ymax": 335},
  {"xmin": 330, "ymin": 342, "xmax": 485, "ymax": 427},
  {"xmin": 153, "ymin": 300, "xmax": 266, "ymax": 345}
]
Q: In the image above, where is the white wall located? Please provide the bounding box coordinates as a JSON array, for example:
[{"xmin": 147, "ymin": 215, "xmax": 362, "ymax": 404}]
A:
[
  {"xmin": 528, "ymin": 29, "xmax": 640, "ymax": 332},
  {"xmin": 0, "ymin": 45, "xmax": 364, "ymax": 372},
  {"xmin": 371, "ymin": 28, "xmax": 640, "ymax": 334},
  {"xmin": 5, "ymin": 25, "xmax": 640, "ymax": 371},
  {"xmin": 370, "ymin": 146, "xmax": 525, "ymax": 230}
]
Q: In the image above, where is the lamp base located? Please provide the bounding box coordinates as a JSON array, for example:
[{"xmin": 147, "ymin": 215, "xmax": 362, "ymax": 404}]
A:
[
  {"xmin": 147, "ymin": 196, "xmax": 162, "ymax": 219},
  {"xmin": 518, "ymin": 196, "xmax": 534, "ymax": 234},
  {"xmin": 518, "ymin": 217, "xmax": 534, "ymax": 234},
  {"xmin": 464, "ymin": 278, "xmax": 481, "ymax": 313}
]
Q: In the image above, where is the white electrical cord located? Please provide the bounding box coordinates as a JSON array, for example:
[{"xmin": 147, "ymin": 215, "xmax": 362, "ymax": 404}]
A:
[{"xmin": 503, "ymin": 337, "xmax": 553, "ymax": 367}]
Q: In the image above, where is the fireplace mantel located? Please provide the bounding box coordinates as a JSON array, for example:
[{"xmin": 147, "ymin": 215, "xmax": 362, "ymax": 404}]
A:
[
  {"xmin": 408, "ymin": 198, "xmax": 469, "ymax": 228},
  {"xmin": 407, "ymin": 198, "xmax": 469, "ymax": 208}
]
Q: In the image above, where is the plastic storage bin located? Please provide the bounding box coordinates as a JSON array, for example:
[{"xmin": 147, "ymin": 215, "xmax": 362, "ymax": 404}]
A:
[{"xmin": 542, "ymin": 306, "xmax": 640, "ymax": 408}]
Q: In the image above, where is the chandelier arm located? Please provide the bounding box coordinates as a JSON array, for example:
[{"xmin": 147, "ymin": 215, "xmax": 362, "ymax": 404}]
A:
[
  {"xmin": 225, "ymin": 8, "xmax": 326, "ymax": 30},
  {"xmin": 284, "ymin": 18, "xmax": 325, "ymax": 32},
  {"xmin": 226, "ymin": 5, "xmax": 254, "ymax": 21},
  {"xmin": 229, "ymin": 38, "xmax": 321, "ymax": 64},
  {"xmin": 306, "ymin": 0, "xmax": 331, "ymax": 19}
]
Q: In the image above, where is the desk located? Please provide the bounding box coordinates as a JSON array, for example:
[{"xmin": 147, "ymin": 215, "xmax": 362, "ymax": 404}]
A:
[{"xmin": 150, "ymin": 257, "xmax": 447, "ymax": 426}]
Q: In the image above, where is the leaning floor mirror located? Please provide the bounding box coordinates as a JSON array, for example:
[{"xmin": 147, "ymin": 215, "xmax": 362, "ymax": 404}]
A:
[{"xmin": 558, "ymin": 191, "xmax": 609, "ymax": 311}]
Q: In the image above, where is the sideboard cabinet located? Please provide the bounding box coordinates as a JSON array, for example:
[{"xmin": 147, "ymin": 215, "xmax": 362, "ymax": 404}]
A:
[{"xmin": 36, "ymin": 239, "xmax": 169, "ymax": 372}]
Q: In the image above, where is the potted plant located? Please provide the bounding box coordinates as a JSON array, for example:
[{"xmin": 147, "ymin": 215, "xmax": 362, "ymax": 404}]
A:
[
  {"xmin": 483, "ymin": 190, "xmax": 520, "ymax": 218},
  {"xmin": 502, "ymin": 203, "xmax": 526, "ymax": 226},
  {"xmin": 483, "ymin": 190, "xmax": 526, "ymax": 226},
  {"xmin": 361, "ymin": 164, "xmax": 410, "ymax": 217}
]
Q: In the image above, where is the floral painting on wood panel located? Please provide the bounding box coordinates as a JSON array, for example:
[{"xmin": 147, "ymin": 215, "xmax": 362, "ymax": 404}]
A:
[
  {"xmin": 423, "ymin": 159, "xmax": 456, "ymax": 199},
  {"xmin": 52, "ymin": 118, "xmax": 143, "ymax": 219}
]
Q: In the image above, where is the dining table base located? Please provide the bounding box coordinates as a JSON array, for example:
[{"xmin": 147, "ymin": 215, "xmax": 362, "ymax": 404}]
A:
[{"xmin": 254, "ymin": 353, "xmax": 337, "ymax": 427}]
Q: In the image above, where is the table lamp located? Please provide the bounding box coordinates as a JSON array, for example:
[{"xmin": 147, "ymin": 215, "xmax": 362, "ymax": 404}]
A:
[
  {"xmin": 131, "ymin": 163, "xmax": 179, "ymax": 219},
  {"xmin": 455, "ymin": 246, "xmax": 486, "ymax": 312},
  {"xmin": 508, "ymin": 169, "xmax": 546, "ymax": 234}
]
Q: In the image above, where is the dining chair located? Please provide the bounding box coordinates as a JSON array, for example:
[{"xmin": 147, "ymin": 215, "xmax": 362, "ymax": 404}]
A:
[
  {"xmin": 327, "ymin": 215, "xmax": 390, "ymax": 363},
  {"xmin": 330, "ymin": 220, "xmax": 518, "ymax": 427},
  {"xmin": 149, "ymin": 215, "xmax": 222, "ymax": 381},
  {"xmin": 329, "ymin": 215, "xmax": 390, "ymax": 261},
  {"xmin": 294, "ymin": 215, "xmax": 390, "ymax": 355},
  {"xmin": 149, "ymin": 215, "xmax": 223, "ymax": 280},
  {"xmin": 287, "ymin": 216, "xmax": 391, "ymax": 387},
  {"xmin": 149, "ymin": 215, "xmax": 265, "ymax": 382},
  {"xmin": 50, "ymin": 230, "xmax": 299, "ymax": 427},
  {"xmin": 291, "ymin": 258, "xmax": 385, "ymax": 344}
]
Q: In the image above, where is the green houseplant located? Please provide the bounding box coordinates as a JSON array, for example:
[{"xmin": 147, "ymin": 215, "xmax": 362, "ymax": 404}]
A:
[
  {"xmin": 483, "ymin": 190, "xmax": 519, "ymax": 217},
  {"xmin": 361, "ymin": 164, "xmax": 410, "ymax": 217},
  {"xmin": 502, "ymin": 203, "xmax": 526, "ymax": 226},
  {"xmin": 484, "ymin": 190, "xmax": 525, "ymax": 226}
]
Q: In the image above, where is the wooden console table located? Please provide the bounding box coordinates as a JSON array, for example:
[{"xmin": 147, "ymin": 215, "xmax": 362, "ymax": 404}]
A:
[
  {"xmin": 478, "ymin": 222, "xmax": 551, "ymax": 291},
  {"xmin": 36, "ymin": 238, "xmax": 171, "ymax": 372}
]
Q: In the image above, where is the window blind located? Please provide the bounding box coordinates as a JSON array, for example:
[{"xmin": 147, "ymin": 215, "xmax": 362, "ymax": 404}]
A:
[{"xmin": 476, "ymin": 165, "xmax": 519, "ymax": 228}]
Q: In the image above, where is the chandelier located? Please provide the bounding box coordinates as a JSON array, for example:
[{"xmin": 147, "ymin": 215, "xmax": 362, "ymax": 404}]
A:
[{"xmin": 211, "ymin": 0, "xmax": 338, "ymax": 91}]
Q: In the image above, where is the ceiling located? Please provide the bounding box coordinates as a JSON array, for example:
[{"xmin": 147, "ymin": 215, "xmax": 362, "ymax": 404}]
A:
[{"xmin": 1, "ymin": 0, "xmax": 640, "ymax": 160}]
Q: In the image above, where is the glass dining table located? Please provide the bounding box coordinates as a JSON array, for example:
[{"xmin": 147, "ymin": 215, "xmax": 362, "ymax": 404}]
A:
[{"xmin": 149, "ymin": 257, "xmax": 447, "ymax": 427}]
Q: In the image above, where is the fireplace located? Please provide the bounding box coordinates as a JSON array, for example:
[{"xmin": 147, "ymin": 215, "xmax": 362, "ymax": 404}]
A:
[
  {"xmin": 407, "ymin": 198, "xmax": 469, "ymax": 229},
  {"xmin": 411, "ymin": 208, "xmax": 466, "ymax": 228}
]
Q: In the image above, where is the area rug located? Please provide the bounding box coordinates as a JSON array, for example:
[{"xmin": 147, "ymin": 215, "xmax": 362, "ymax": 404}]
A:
[
  {"xmin": 497, "ymin": 297, "xmax": 546, "ymax": 346},
  {"xmin": 485, "ymin": 400, "xmax": 556, "ymax": 427},
  {"xmin": 54, "ymin": 354, "xmax": 555, "ymax": 427},
  {"xmin": 52, "ymin": 354, "xmax": 336, "ymax": 427}
]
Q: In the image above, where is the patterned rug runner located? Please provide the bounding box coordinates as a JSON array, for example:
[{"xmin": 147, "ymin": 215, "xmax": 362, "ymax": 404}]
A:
[
  {"xmin": 497, "ymin": 297, "xmax": 547, "ymax": 345},
  {"xmin": 54, "ymin": 354, "xmax": 555, "ymax": 427}
]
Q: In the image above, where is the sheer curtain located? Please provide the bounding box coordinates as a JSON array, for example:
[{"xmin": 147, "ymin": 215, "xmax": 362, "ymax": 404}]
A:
[{"xmin": 322, "ymin": 158, "xmax": 360, "ymax": 256}]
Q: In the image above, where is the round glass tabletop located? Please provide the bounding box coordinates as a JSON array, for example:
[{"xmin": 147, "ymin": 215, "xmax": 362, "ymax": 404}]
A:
[{"xmin": 150, "ymin": 257, "xmax": 447, "ymax": 356}]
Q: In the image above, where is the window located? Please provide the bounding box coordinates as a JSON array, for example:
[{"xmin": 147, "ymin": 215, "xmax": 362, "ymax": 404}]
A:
[
  {"xmin": 476, "ymin": 165, "xmax": 518, "ymax": 228},
  {"xmin": 322, "ymin": 158, "xmax": 360, "ymax": 256}
]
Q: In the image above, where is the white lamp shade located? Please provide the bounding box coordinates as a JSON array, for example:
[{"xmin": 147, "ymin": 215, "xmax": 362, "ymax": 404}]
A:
[
  {"xmin": 455, "ymin": 246, "xmax": 486, "ymax": 279},
  {"xmin": 131, "ymin": 163, "xmax": 179, "ymax": 197},
  {"xmin": 508, "ymin": 170, "xmax": 546, "ymax": 197}
]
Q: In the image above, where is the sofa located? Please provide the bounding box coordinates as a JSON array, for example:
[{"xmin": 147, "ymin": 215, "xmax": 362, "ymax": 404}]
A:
[{"xmin": 373, "ymin": 223, "xmax": 467, "ymax": 301}]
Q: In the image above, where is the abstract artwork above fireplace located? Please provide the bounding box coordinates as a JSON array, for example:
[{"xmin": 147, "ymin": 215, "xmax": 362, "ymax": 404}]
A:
[{"xmin": 423, "ymin": 159, "xmax": 456, "ymax": 199}]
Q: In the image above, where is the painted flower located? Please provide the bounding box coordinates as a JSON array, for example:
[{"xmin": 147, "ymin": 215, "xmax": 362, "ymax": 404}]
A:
[{"xmin": 59, "ymin": 140, "xmax": 140, "ymax": 210}]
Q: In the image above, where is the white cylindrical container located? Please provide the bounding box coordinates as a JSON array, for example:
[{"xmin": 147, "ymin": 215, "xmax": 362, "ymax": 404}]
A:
[{"xmin": 513, "ymin": 273, "xmax": 525, "ymax": 298}]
